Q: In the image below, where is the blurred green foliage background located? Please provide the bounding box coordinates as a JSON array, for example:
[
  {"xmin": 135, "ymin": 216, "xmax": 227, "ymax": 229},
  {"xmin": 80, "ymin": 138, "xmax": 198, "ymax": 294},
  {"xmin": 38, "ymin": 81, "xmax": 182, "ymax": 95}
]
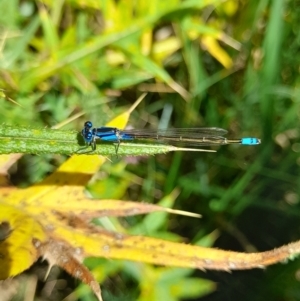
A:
[{"xmin": 1, "ymin": 0, "xmax": 300, "ymax": 300}]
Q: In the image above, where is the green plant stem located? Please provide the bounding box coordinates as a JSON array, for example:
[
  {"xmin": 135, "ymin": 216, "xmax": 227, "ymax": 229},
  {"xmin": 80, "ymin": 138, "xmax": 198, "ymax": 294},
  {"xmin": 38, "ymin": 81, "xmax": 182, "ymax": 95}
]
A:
[{"xmin": 0, "ymin": 125, "xmax": 196, "ymax": 156}]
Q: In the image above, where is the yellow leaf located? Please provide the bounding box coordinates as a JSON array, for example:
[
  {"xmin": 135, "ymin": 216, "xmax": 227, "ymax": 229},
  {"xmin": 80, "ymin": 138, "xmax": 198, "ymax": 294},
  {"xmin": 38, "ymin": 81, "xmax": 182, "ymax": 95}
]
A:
[
  {"xmin": 201, "ymin": 35, "xmax": 233, "ymax": 69},
  {"xmin": 141, "ymin": 28, "xmax": 153, "ymax": 56},
  {"xmin": 0, "ymin": 202, "xmax": 47, "ymax": 279},
  {"xmin": 219, "ymin": 0, "xmax": 239, "ymax": 17},
  {"xmin": 152, "ymin": 37, "xmax": 181, "ymax": 63}
]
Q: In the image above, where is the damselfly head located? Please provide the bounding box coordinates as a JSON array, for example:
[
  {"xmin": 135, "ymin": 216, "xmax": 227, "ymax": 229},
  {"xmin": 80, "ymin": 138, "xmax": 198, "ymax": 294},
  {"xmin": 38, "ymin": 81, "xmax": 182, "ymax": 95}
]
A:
[{"xmin": 84, "ymin": 121, "xmax": 93, "ymax": 129}]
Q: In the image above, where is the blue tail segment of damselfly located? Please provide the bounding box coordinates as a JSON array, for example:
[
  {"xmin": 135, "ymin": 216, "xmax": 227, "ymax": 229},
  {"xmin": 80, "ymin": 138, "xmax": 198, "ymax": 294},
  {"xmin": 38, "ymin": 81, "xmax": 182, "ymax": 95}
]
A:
[{"xmin": 80, "ymin": 121, "xmax": 261, "ymax": 154}]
